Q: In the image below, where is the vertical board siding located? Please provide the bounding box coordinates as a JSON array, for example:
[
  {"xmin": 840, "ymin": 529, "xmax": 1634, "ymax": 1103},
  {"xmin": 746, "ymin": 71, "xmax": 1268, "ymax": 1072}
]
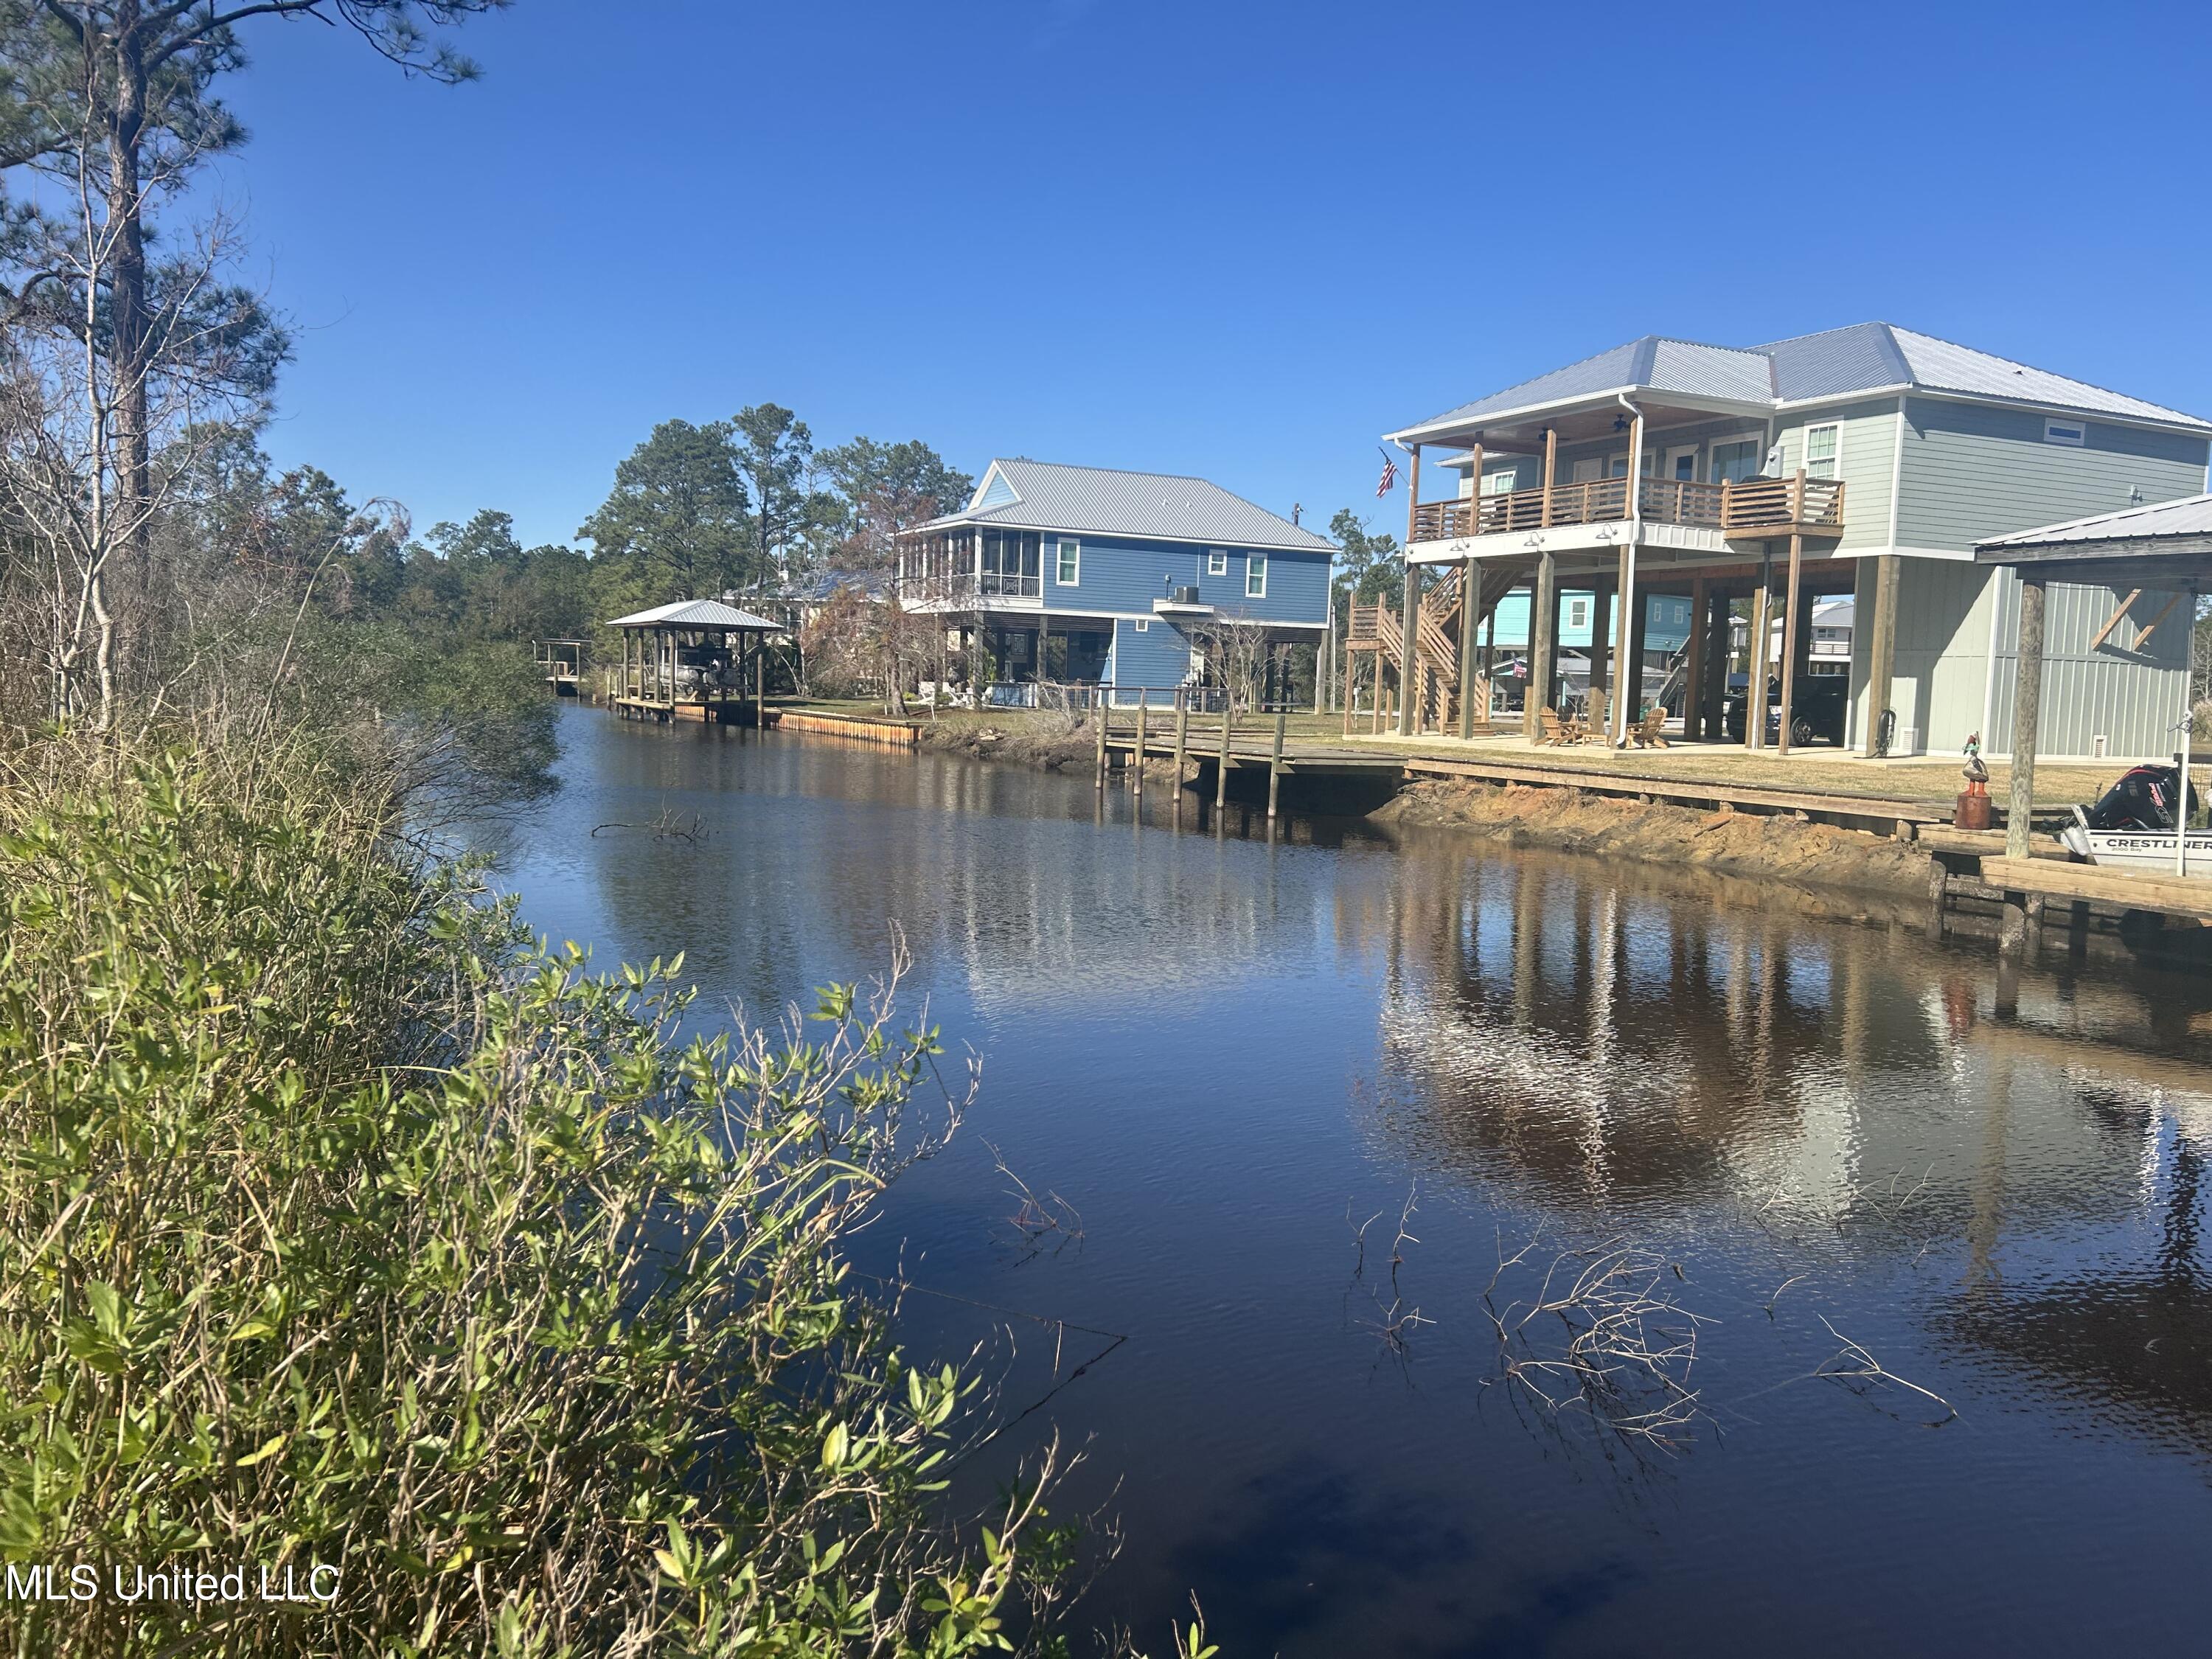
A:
[
  {"xmin": 1894, "ymin": 399, "xmax": 2210, "ymax": 551},
  {"xmin": 1984, "ymin": 572, "xmax": 2191, "ymax": 759},
  {"xmin": 1877, "ymin": 557, "xmax": 1995, "ymax": 754},
  {"xmin": 1770, "ymin": 399, "xmax": 1899, "ymax": 553}
]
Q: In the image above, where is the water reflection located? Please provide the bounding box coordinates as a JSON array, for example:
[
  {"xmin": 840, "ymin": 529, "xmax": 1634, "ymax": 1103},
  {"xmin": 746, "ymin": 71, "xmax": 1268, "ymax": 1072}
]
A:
[
  {"xmin": 1360, "ymin": 828, "xmax": 2212, "ymax": 1247},
  {"xmin": 491, "ymin": 707, "xmax": 2212, "ymax": 1658}
]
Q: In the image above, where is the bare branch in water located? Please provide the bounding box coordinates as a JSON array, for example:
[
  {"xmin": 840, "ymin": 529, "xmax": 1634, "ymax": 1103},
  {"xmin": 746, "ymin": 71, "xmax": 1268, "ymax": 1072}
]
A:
[
  {"xmin": 591, "ymin": 805, "xmax": 708, "ymax": 841},
  {"xmin": 989, "ymin": 1140, "xmax": 1087, "ymax": 1262},
  {"xmin": 1809, "ymin": 1315, "xmax": 1958, "ymax": 1426},
  {"xmin": 1480, "ymin": 1228, "xmax": 1714, "ymax": 1453}
]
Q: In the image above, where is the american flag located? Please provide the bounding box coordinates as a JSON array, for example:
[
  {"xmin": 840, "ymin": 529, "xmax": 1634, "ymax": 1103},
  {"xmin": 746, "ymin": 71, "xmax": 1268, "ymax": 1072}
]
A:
[{"xmin": 1375, "ymin": 448, "xmax": 1398, "ymax": 497}]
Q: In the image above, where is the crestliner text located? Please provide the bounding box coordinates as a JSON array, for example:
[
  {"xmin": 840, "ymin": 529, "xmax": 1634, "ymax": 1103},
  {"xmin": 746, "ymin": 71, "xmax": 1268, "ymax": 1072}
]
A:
[{"xmin": 4, "ymin": 1562, "xmax": 338, "ymax": 1603}]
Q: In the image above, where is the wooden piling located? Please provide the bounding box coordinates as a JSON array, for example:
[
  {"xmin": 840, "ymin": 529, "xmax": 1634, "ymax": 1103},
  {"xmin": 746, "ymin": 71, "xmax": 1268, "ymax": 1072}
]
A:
[
  {"xmin": 1268, "ymin": 710, "xmax": 1287, "ymax": 820},
  {"xmin": 1172, "ymin": 689, "xmax": 1189, "ymax": 792},
  {"xmin": 2005, "ymin": 574, "xmax": 2047, "ymax": 864},
  {"xmin": 1133, "ymin": 690, "xmax": 1147, "ymax": 796},
  {"xmin": 1093, "ymin": 695, "xmax": 1109, "ymax": 787},
  {"xmin": 1215, "ymin": 700, "xmax": 1234, "ymax": 813}
]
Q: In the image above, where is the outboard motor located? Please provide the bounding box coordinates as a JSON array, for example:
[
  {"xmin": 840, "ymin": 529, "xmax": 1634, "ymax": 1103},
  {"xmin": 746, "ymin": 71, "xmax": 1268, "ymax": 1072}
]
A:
[{"xmin": 2080, "ymin": 761, "xmax": 2196, "ymax": 832}]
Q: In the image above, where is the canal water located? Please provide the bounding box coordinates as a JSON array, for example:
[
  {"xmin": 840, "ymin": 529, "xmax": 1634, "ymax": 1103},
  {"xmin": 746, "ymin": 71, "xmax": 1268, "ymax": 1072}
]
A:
[{"xmin": 488, "ymin": 704, "xmax": 2212, "ymax": 1656}]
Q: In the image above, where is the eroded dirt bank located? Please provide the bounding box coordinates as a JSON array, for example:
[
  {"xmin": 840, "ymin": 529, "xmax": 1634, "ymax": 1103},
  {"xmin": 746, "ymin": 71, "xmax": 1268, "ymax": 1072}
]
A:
[
  {"xmin": 1372, "ymin": 776, "xmax": 1935, "ymax": 902},
  {"xmin": 913, "ymin": 717, "xmax": 1095, "ymax": 771}
]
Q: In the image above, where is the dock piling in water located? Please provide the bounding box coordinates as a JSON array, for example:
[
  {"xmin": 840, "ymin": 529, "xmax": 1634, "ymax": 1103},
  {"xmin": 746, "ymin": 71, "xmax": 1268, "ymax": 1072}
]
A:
[
  {"xmin": 1268, "ymin": 710, "xmax": 1287, "ymax": 819},
  {"xmin": 1215, "ymin": 703, "xmax": 1234, "ymax": 814}
]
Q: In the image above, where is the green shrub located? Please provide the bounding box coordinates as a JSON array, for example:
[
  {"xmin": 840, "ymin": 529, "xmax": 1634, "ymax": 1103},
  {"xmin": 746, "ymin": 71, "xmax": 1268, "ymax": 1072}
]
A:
[{"xmin": 0, "ymin": 738, "xmax": 1143, "ymax": 1657}]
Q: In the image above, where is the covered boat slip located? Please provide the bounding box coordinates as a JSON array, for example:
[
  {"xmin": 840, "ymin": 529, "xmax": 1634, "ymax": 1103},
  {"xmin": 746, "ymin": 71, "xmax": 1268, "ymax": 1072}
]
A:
[
  {"xmin": 607, "ymin": 599, "xmax": 785, "ymax": 724},
  {"xmin": 1974, "ymin": 496, "xmax": 2212, "ymax": 936}
]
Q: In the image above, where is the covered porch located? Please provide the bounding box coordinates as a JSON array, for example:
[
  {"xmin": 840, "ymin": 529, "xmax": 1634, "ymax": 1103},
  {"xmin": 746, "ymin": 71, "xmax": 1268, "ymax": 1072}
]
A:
[{"xmin": 1369, "ymin": 384, "xmax": 1854, "ymax": 755}]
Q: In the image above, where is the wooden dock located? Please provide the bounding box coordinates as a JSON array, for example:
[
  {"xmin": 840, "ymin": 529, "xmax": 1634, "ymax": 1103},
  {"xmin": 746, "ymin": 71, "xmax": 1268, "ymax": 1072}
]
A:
[
  {"xmin": 612, "ymin": 695, "xmax": 772, "ymax": 726},
  {"xmin": 1097, "ymin": 714, "xmax": 1949, "ymax": 836}
]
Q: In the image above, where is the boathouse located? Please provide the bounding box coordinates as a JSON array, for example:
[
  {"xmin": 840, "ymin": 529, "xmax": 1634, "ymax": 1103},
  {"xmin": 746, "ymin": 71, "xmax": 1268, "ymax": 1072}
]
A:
[
  {"xmin": 1377, "ymin": 323, "xmax": 2209, "ymax": 757},
  {"xmin": 606, "ymin": 598, "xmax": 784, "ymax": 723},
  {"xmin": 894, "ymin": 458, "xmax": 1335, "ymax": 706}
]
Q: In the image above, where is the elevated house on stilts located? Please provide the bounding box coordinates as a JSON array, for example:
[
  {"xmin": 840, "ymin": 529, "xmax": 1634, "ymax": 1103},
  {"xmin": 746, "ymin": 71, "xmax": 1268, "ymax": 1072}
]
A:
[{"xmin": 1367, "ymin": 324, "xmax": 2210, "ymax": 757}]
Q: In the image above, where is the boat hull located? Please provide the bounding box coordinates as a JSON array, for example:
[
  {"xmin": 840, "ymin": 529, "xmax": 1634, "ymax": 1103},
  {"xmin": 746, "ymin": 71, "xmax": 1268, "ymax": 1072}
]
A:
[{"xmin": 2059, "ymin": 824, "xmax": 2212, "ymax": 874}]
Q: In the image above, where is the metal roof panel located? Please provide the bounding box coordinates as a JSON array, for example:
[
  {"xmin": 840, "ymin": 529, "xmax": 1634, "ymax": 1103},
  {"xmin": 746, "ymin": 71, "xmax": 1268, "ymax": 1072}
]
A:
[
  {"xmin": 1978, "ymin": 492, "xmax": 2212, "ymax": 550},
  {"xmin": 917, "ymin": 458, "xmax": 1333, "ymax": 552},
  {"xmin": 607, "ymin": 599, "xmax": 785, "ymax": 630}
]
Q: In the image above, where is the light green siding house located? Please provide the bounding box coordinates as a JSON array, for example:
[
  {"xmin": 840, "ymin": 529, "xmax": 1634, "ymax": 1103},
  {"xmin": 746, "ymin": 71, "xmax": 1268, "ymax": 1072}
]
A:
[{"xmin": 1391, "ymin": 323, "xmax": 2208, "ymax": 759}]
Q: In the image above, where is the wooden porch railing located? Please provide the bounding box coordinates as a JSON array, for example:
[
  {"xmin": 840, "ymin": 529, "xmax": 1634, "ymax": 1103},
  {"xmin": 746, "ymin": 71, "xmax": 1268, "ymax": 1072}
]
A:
[
  {"xmin": 1409, "ymin": 475, "xmax": 1731, "ymax": 541},
  {"xmin": 1719, "ymin": 471, "xmax": 1846, "ymax": 534}
]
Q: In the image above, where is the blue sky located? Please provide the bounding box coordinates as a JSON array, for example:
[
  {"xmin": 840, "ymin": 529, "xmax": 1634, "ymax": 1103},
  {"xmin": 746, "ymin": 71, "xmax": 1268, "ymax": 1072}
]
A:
[{"xmin": 214, "ymin": 0, "xmax": 2212, "ymax": 549}]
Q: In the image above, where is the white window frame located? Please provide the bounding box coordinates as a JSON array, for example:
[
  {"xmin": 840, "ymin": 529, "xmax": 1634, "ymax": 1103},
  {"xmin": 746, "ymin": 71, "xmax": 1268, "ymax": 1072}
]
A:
[
  {"xmin": 1133, "ymin": 618, "xmax": 1150, "ymax": 633},
  {"xmin": 1663, "ymin": 444, "xmax": 1700, "ymax": 482},
  {"xmin": 1709, "ymin": 437, "xmax": 1763, "ymax": 484},
  {"xmin": 1480, "ymin": 469, "xmax": 1515, "ymax": 495},
  {"xmin": 1803, "ymin": 422, "xmax": 1840, "ymax": 480},
  {"xmin": 2044, "ymin": 417, "xmax": 2087, "ymax": 447},
  {"xmin": 1206, "ymin": 549, "xmax": 1228, "ymax": 576},
  {"xmin": 1245, "ymin": 553, "xmax": 1267, "ymax": 599},
  {"xmin": 1055, "ymin": 536, "xmax": 1079, "ymax": 585},
  {"xmin": 1568, "ymin": 598, "xmax": 1588, "ymax": 629},
  {"xmin": 1570, "ymin": 456, "xmax": 1605, "ymax": 484}
]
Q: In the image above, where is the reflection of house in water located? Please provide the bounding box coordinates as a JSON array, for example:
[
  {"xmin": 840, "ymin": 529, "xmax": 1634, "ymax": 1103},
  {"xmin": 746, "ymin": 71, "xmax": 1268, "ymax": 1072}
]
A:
[
  {"xmin": 1347, "ymin": 838, "xmax": 2212, "ymax": 1251},
  {"xmin": 567, "ymin": 725, "xmax": 1349, "ymax": 1023},
  {"xmin": 1941, "ymin": 1017, "xmax": 2212, "ymax": 1453}
]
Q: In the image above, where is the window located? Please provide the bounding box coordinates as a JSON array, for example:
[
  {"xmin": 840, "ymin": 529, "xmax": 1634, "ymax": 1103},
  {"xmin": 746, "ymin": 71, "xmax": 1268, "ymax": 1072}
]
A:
[
  {"xmin": 1481, "ymin": 470, "xmax": 1514, "ymax": 495},
  {"xmin": 2045, "ymin": 418, "xmax": 2087, "ymax": 447},
  {"xmin": 1207, "ymin": 549, "xmax": 1228, "ymax": 576},
  {"xmin": 1804, "ymin": 424, "xmax": 1840, "ymax": 480},
  {"xmin": 980, "ymin": 529, "xmax": 1041, "ymax": 597},
  {"xmin": 1055, "ymin": 537, "xmax": 1079, "ymax": 585},
  {"xmin": 1133, "ymin": 618, "xmax": 1150, "ymax": 633},
  {"xmin": 1245, "ymin": 554, "xmax": 1267, "ymax": 598},
  {"xmin": 1710, "ymin": 439, "xmax": 1761, "ymax": 484},
  {"xmin": 1569, "ymin": 599, "xmax": 1587, "ymax": 629},
  {"xmin": 1570, "ymin": 457, "xmax": 1605, "ymax": 484}
]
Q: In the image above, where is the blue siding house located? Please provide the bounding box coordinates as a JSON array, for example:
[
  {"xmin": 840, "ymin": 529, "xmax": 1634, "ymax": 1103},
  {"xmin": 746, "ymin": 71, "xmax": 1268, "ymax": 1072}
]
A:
[{"xmin": 897, "ymin": 458, "xmax": 1335, "ymax": 704}]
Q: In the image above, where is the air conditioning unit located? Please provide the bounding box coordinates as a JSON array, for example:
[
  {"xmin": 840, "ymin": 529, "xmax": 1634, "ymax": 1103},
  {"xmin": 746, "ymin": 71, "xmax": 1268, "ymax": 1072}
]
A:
[
  {"xmin": 1170, "ymin": 585, "xmax": 1200, "ymax": 605},
  {"xmin": 1894, "ymin": 726, "xmax": 1921, "ymax": 757}
]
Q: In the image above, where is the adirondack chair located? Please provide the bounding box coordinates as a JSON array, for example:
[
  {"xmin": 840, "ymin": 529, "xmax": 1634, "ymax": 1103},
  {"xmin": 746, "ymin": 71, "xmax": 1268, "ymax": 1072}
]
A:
[
  {"xmin": 1630, "ymin": 707, "xmax": 1671, "ymax": 748},
  {"xmin": 1539, "ymin": 706, "xmax": 1585, "ymax": 746}
]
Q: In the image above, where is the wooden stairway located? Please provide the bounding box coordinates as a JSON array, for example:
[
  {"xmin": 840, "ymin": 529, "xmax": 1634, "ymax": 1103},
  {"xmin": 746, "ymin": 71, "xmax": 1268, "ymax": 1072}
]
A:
[{"xmin": 1345, "ymin": 560, "xmax": 1531, "ymax": 733}]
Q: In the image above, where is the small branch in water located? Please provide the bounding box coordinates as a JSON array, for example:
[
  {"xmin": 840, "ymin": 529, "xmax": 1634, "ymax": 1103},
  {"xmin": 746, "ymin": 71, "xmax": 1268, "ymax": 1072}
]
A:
[
  {"xmin": 1352, "ymin": 1183, "xmax": 1433, "ymax": 1357},
  {"xmin": 1764, "ymin": 1274, "xmax": 1807, "ymax": 1320},
  {"xmin": 989, "ymin": 1141, "xmax": 1086, "ymax": 1262},
  {"xmin": 591, "ymin": 807, "xmax": 708, "ymax": 841},
  {"xmin": 1809, "ymin": 1315, "xmax": 1957, "ymax": 1426}
]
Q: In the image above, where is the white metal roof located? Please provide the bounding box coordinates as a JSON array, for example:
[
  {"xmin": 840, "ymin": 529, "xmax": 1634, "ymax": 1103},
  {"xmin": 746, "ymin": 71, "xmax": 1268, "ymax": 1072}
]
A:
[
  {"xmin": 606, "ymin": 599, "xmax": 785, "ymax": 630},
  {"xmin": 1394, "ymin": 323, "xmax": 2211, "ymax": 443},
  {"xmin": 913, "ymin": 458, "xmax": 1335, "ymax": 553},
  {"xmin": 1978, "ymin": 493, "xmax": 2212, "ymax": 552}
]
